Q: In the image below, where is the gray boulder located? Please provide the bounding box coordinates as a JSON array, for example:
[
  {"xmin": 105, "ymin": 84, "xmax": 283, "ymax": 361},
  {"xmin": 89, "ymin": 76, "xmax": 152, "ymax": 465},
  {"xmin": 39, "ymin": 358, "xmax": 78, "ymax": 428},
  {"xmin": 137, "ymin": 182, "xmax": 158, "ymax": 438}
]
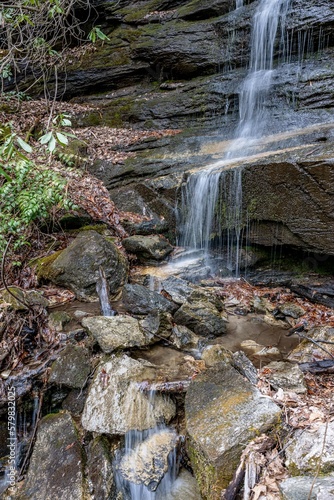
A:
[
  {"xmin": 123, "ymin": 284, "xmax": 177, "ymax": 314},
  {"xmin": 265, "ymin": 361, "xmax": 307, "ymax": 394},
  {"xmin": 82, "ymin": 315, "xmax": 150, "ymax": 353},
  {"xmin": 18, "ymin": 412, "xmax": 86, "ymax": 500},
  {"xmin": 174, "ymin": 300, "xmax": 227, "ymax": 336},
  {"xmin": 161, "ymin": 276, "xmax": 194, "ymax": 304},
  {"xmin": 279, "ymin": 474, "xmax": 334, "ymax": 499},
  {"xmin": 49, "ymin": 344, "xmax": 90, "ymax": 389},
  {"xmin": 86, "ymin": 436, "xmax": 115, "ymax": 500},
  {"xmin": 81, "ymin": 354, "xmax": 176, "ymax": 435},
  {"xmin": 122, "ymin": 235, "xmax": 173, "ymax": 262},
  {"xmin": 185, "ymin": 364, "xmax": 281, "ymax": 497},
  {"xmin": 37, "ymin": 230, "xmax": 128, "ymax": 300},
  {"xmin": 285, "ymin": 422, "xmax": 334, "ymax": 475}
]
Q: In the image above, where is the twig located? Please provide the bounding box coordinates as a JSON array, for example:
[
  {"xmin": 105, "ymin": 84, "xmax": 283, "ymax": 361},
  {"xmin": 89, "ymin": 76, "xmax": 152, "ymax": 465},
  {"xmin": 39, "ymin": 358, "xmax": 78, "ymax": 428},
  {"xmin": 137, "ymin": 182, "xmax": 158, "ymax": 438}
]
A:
[
  {"xmin": 1, "ymin": 236, "xmax": 33, "ymax": 311},
  {"xmin": 292, "ymin": 331, "xmax": 334, "ymax": 360}
]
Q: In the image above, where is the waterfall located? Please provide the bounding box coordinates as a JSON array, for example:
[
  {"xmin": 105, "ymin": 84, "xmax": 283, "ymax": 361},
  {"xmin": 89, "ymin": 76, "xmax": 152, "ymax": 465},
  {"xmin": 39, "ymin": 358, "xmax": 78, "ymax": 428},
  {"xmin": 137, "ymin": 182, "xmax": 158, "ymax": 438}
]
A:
[
  {"xmin": 179, "ymin": 0, "xmax": 291, "ymax": 275},
  {"xmin": 236, "ymin": 0, "xmax": 243, "ymax": 8},
  {"xmin": 96, "ymin": 266, "xmax": 116, "ymax": 317}
]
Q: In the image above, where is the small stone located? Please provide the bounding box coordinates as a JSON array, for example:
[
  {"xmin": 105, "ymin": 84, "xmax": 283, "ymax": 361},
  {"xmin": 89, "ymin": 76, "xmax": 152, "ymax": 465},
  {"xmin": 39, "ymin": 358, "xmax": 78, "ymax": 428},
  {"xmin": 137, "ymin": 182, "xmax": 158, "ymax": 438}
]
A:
[
  {"xmin": 240, "ymin": 340, "xmax": 281, "ymax": 362},
  {"xmin": 122, "ymin": 235, "xmax": 173, "ymax": 262},
  {"xmin": 123, "ymin": 284, "xmax": 177, "ymax": 315},
  {"xmin": 265, "ymin": 361, "xmax": 307, "ymax": 394},
  {"xmin": 48, "ymin": 311, "xmax": 71, "ymax": 332},
  {"xmin": 279, "ymin": 302, "xmax": 306, "ymax": 319},
  {"xmin": 201, "ymin": 344, "xmax": 233, "ymax": 367},
  {"xmin": 171, "ymin": 324, "xmax": 200, "ymax": 349}
]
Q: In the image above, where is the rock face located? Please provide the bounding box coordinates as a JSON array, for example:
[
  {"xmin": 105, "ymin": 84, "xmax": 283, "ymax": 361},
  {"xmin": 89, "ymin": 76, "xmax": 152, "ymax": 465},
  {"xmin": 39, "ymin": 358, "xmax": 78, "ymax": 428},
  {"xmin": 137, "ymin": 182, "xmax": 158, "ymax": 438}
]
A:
[
  {"xmin": 185, "ymin": 364, "xmax": 281, "ymax": 498},
  {"xmin": 81, "ymin": 354, "xmax": 176, "ymax": 434},
  {"xmin": 122, "ymin": 235, "xmax": 173, "ymax": 262},
  {"xmin": 18, "ymin": 412, "xmax": 86, "ymax": 500},
  {"xmin": 82, "ymin": 315, "xmax": 150, "ymax": 352},
  {"xmin": 86, "ymin": 436, "xmax": 115, "ymax": 500},
  {"xmin": 285, "ymin": 422, "xmax": 334, "ymax": 475},
  {"xmin": 37, "ymin": 230, "xmax": 128, "ymax": 300}
]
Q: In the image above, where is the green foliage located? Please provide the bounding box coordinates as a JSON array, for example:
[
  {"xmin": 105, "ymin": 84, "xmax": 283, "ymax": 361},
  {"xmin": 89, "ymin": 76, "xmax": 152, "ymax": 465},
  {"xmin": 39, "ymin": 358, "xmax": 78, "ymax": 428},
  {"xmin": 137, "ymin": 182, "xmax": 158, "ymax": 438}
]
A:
[
  {"xmin": 88, "ymin": 26, "xmax": 110, "ymax": 43},
  {"xmin": 39, "ymin": 113, "xmax": 76, "ymax": 153},
  {"xmin": 0, "ymin": 158, "xmax": 74, "ymax": 251},
  {"xmin": 0, "ymin": 122, "xmax": 75, "ymax": 251}
]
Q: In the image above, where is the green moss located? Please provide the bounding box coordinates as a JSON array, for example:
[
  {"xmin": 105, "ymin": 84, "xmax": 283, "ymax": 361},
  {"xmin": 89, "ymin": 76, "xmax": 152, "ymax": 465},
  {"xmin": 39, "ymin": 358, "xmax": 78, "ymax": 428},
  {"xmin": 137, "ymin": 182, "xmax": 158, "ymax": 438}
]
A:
[
  {"xmin": 35, "ymin": 250, "xmax": 63, "ymax": 281},
  {"xmin": 72, "ymin": 224, "xmax": 108, "ymax": 234}
]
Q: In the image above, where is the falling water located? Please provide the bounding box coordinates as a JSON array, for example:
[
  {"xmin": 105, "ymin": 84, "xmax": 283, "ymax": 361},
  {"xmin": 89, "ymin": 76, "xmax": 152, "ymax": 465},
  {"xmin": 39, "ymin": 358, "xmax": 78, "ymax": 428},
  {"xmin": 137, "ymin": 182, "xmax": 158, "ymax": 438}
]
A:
[
  {"xmin": 179, "ymin": 0, "xmax": 291, "ymax": 276},
  {"xmin": 115, "ymin": 389, "xmax": 179, "ymax": 499},
  {"xmin": 236, "ymin": 0, "xmax": 243, "ymax": 8},
  {"xmin": 96, "ymin": 266, "xmax": 116, "ymax": 317}
]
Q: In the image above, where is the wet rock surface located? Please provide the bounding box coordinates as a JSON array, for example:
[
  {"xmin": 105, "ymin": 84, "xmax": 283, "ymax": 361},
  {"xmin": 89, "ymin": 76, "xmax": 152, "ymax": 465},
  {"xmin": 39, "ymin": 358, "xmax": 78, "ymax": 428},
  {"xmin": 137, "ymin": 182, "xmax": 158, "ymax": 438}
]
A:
[
  {"xmin": 174, "ymin": 299, "xmax": 227, "ymax": 336},
  {"xmin": 279, "ymin": 474, "xmax": 334, "ymax": 499}
]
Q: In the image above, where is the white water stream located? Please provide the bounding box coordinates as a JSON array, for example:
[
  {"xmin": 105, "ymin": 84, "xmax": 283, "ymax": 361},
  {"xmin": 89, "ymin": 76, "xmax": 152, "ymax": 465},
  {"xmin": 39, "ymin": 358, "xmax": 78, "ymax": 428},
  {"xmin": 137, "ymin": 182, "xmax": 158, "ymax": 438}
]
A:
[{"xmin": 179, "ymin": 0, "xmax": 291, "ymax": 276}]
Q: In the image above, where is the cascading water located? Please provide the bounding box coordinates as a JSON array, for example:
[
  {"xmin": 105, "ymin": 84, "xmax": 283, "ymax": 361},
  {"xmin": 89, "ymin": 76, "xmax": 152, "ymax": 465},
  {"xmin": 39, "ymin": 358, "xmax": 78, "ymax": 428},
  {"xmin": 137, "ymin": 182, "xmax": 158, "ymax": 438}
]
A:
[
  {"xmin": 115, "ymin": 388, "xmax": 179, "ymax": 499},
  {"xmin": 179, "ymin": 0, "xmax": 291, "ymax": 276},
  {"xmin": 236, "ymin": 0, "xmax": 243, "ymax": 9}
]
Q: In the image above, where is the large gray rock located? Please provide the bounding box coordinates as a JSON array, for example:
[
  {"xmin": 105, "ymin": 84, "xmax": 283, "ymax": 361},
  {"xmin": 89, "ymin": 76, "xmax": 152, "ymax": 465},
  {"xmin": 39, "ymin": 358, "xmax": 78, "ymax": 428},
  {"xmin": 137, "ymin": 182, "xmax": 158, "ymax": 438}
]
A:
[
  {"xmin": 161, "ymin": 276, "xmax": 194, "ymax": 304},
  {"xmin": 265, "ymin": 361, "xmax": 307, "ymax": 394},
  {"xmin": 117, "ymin": 430, "xmax": 178, "ymax": 491},
  {"xmin": 174, "ymin": 300, "xmax": 227, "ymax": 336},
  {"xmin": 18, "ymin": 412, "xmax": 86, "ymax": 500},
  {"xmin": 49, "ymin": 344, "xmax": 90, "ymax": 389},
  {"xmin": 279, "ymin": 474, "xmax": 334, "ymax": 500},
  {"xmin": 82, "ymin": 315, "xmax": 150, "ymax": 353},
  {"xmin": 285, "ymin": 422, "xmax": 334, "ymax": 475},
  {"xmin": 122, "ymin": 235, "xmax": 173, "ymax": 262},
  {"xmin": 81, "ymin": 355, "xmax": 176, "ymax": 435},
  {"xmin": 37, "ymin": 230, "xmax": 128, "ymax": 300},
  {"xmin": 185, "ymin": 364, "xmax": 281, "ymax": 498},
  {"xmin": 123, "ymin": 284, "xmax": 177, "ymax": 315}
]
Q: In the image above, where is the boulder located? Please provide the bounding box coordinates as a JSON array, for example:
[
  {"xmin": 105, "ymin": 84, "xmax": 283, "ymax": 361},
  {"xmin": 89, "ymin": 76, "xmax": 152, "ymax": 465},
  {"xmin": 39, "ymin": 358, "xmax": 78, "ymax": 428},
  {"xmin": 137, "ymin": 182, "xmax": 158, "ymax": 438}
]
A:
[
  {"xmin": 82, "ymin": 315, "xmax": 150, "ymax": 353},
  {"xmin": 279, "ymin": 474, "xmax": 334, "ymax": 499},
  {"xmin": 161, "ymin": 276, "xmax": 194, "ymax": 304},
  {"xmin": 285, "ymin": 422, "xmax": 334, "ymax": 475},
  {"xmin": 201, "ymin": 344, "xmax": 233, "ymax": 368},
  {"xmin": 265, "ymin": 361, "xmax": 307, "ymax": 394},
  {"xmin": 185, "ymin": 364, "xmax": 281, "ymax": 498},
  {"xmin": 18, "ymin": 412, "xmax": 86, "ymax": 500},
  {"xmin": 158, "ymin": 469, "xmax": 202, "ymax": 500},
  {"xmin": 49, "ymin": 345, "xmax": 90, "ymax": 389},
  {"xmin": 139, "ymin": 311, "xmax": 174, "ymax": 340},
  {"xmin": 174, "ymin": 300, "xmax": 227, "ymax": 336},
  {"xmin": 171, "ymin": 324, "xmax": 200, "ymax": 350},
  {"xmin": 278, "ymin": 302, "xmax": 306, "ymax": 319},
  {"xmin": 36, "ymin": 230, "xmax": 128, "ymax": 301},
  {"xmin": 122, "ymin": 284, "xmax": 177, "ymax": 314},
  {"xmin": 81, "ymin": 354, "xmax": 176, "ymax": 435},
  {"xmin": 122, "ymin": 235, "xmax": 173, "ymax": 262},
  {"xmin": 117, "ymin": 429, "xmax": 178, "ymax": 491},
  {"xmin": 86, "ymin": 436, "xmax": 115, "ymax": 500}
]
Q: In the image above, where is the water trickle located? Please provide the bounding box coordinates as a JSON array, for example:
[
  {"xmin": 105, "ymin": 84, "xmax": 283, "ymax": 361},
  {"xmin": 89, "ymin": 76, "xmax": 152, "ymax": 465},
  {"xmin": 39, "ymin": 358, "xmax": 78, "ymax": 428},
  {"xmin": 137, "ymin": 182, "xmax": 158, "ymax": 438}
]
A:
[
  {"xmin": 179, "ymin": 0, "xmax": 291, "ymax": 276},
  {"xmin": 236, "ymin": 0, "xmax": 243, "ymax": 9},
  {"xmin": 115, "ymin": 389, "xmax": 180, "ymax": 499},
  {"xmin": 96, "ymin": 266, "xmax": 116, "ymax": 317}
]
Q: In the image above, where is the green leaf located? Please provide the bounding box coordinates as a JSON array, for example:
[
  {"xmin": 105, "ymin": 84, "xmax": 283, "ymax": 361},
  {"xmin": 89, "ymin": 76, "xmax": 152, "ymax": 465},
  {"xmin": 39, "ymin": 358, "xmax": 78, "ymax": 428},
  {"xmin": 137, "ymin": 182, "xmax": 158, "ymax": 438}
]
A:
[
  {"xmin": 48, "ymin": 135, "xmax": 56, "ymax": 153},
  {"xmin": 16, "ymin": 136, "xmax": 33, "ymax": 153},
  {"xmin": 56, "ymin": 132, "xmax": 68, "ymax": 145},
  {"xmin": 0, "ymin": 165, "xmax": 11, "ymax": 181},
  {"xmin": 60, "ymin": 118, "xmax": 71, "ymax": 127},
  {"xmin": 39, "ymin": 131, "xmax": 53, "ymax": 145}
]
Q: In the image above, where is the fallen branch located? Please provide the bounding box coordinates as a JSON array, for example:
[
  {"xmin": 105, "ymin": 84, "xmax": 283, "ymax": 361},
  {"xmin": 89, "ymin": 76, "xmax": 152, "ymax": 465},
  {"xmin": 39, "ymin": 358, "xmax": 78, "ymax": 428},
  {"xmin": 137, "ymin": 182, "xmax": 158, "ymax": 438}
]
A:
[{"xmin": 299, "ymin": 359, "xmax": 334, "ymax": 374}]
